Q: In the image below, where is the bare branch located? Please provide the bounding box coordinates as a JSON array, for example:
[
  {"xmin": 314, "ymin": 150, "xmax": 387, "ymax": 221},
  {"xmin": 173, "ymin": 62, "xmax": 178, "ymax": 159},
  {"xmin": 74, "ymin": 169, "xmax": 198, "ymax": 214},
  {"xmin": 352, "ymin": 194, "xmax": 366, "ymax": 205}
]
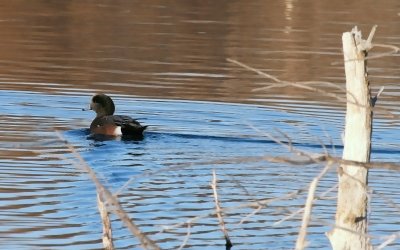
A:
[{"xmin": 56, "ymin": 131, "xmax": 161, "ymax": 250}]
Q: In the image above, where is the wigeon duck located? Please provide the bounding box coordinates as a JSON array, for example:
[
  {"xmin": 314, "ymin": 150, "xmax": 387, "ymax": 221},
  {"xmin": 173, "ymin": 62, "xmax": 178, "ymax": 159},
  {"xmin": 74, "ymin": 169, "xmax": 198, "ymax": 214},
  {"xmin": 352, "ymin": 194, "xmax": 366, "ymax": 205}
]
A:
[{"xmin": 87, "ymin": 94, "xmax": 147, "ymax": 137}]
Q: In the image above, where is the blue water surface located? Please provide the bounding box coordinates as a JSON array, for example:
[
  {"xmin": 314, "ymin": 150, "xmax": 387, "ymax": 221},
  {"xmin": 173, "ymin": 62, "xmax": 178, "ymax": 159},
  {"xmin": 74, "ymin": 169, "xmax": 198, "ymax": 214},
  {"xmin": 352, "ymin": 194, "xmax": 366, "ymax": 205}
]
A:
[{"xmin": 1, "ymin": 90, "xmax": 400, "ymax": 249}]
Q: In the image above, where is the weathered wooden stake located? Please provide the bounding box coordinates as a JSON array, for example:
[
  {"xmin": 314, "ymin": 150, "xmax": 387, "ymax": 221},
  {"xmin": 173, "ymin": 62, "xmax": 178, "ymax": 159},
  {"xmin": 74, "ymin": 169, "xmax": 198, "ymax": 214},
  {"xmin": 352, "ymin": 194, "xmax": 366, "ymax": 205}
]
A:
[{"xmin": 326, "ymin": 26, "xmax": 376, "ymax": 249}]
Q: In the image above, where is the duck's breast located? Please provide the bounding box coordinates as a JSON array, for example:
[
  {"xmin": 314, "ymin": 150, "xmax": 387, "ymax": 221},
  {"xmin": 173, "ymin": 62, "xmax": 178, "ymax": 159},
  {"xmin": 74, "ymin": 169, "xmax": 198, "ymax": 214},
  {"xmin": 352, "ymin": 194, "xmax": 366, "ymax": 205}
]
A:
[{"xmin": 90, "ymin": 117, "xmax": 122, "ymax": 136}]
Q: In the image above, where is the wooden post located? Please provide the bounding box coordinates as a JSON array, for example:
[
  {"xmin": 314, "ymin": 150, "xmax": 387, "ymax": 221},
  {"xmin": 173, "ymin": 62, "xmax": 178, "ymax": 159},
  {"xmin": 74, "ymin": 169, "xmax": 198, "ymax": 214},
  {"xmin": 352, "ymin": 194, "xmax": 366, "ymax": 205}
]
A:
[{"xmin": 326, "ymin": 26, "xmax": 375, "ymax": 249}]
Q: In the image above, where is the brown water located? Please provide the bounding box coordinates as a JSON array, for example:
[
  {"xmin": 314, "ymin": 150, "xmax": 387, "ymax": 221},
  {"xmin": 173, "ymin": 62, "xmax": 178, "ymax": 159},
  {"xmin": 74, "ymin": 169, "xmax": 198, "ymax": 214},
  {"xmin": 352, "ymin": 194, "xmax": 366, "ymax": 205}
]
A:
[{"xmin": 1, "ymin": 1, "xmax": 400, "ymax": 249}]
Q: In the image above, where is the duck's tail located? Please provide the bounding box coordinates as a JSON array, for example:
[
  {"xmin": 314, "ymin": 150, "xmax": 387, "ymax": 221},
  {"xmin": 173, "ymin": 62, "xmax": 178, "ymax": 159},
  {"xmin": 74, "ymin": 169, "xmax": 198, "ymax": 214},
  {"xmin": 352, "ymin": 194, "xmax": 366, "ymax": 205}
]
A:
[
  {"xmin": 123, "ymin": 123, "xmax": 148, "ymax": 135},
  {"xmin": 140, "ymin": 125, "xmax": 148, "ymax": 133}
]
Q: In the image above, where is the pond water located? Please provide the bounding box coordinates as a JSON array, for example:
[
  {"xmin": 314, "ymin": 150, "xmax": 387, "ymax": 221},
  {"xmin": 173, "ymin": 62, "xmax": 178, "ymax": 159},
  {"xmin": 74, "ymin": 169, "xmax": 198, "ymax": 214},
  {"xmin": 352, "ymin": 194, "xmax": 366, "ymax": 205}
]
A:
[{"xmin": 1, "ymin": 1, "xmax": 400, "ymax": 249}]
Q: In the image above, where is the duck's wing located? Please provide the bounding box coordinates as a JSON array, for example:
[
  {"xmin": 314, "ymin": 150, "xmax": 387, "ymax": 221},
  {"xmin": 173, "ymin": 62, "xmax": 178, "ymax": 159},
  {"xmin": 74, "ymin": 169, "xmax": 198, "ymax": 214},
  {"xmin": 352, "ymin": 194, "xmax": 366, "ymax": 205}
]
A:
[
  {"xmin": 112, "ymin": 115, "xmax": 147, "ymax": 134},
  {"xmin": 112, "ymin": 115, "xmax": 141, "ymax": 126}
]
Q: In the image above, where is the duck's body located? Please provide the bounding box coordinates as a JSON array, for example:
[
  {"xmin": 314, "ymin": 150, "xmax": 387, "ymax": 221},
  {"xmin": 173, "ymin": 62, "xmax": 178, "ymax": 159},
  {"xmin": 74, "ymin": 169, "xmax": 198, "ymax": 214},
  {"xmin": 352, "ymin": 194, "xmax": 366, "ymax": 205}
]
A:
[{"xmin": 88, "ymin": 94, "xmax": 147, "ymax": 137}]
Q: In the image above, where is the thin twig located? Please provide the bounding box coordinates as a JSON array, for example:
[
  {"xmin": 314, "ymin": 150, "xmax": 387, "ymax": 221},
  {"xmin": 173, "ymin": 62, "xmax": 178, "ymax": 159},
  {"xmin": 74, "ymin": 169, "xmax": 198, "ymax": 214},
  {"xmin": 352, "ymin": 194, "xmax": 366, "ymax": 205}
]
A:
[
  {"xmin": 239, "ymin": 205, "xmax": 263, "ymax": 225},
  {"xmin": 211, "ymin": 170, "xmax": 233, "ymax": 250},
  {"xmin": 274, "ymin": 208, "xmax": 304, "ymax": 226},
  {"xmin": 295, "ymin": 163, "xmax": 332, "ymax": 250},
  {"xmin": 115, "ymin": 134, "xmax": 400, "ymax": 197},
  {"xmin": 228, "ymin": 57, "xmax": 400, "ymax": 121},
  {"xmin": 372, "ymin": 86, "xmax": 385, "ymax": 107},
  {"xmin": 227, "ymin": 58, "xmax": 281, "ymax": 83},
  {"xmin": 227, "ymin": 58, "xmax": 355, "ymax": 106},
  {"xmin": 229, "ymin": 175, "xmax": 265, "ymax": 225},
  {"xmin": 160, "ymin": 188, "xmax": 303, "ymax": 234},
  {"xmin": 373, "ymin": 190, "xmax": 400, "ymax": 213},
  {"xmin": 274, "ymin": 183, "xmax": 338, "ymax": 226},
  {"xmin": 97, "ymin": 193, "xmax": 114, "ymax": 250},
  {"xmin": 376, "ymin": 232, "xmax": 400, "ymax": 249},
  {"xmin": 358, "ymin": 24, "xmax": 377, "ymax": 52},
  {"xmin": 177, "ymin": 223, "xmax": 192, "ymax": 250}
]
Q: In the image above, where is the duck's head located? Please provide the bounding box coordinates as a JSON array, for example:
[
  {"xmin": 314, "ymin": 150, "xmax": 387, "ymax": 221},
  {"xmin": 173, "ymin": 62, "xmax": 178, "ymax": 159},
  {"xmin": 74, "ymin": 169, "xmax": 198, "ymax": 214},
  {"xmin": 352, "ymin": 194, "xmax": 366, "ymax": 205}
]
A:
[{"xmin": 90, "ymin": 94, "xmax": 115, "ymax": 117}]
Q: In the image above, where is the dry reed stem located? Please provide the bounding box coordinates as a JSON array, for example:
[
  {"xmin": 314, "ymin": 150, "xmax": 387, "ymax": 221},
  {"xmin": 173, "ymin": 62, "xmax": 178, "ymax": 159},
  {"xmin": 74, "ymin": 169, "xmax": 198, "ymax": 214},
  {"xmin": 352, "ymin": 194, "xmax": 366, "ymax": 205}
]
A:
[
  {"xmin": 331, "ymin": 42, "xmax": 399, "ymax": 65},
  {"xmin": 239, "ymin": 205, "xmax": 263, "ymax": 225},
  {"xmin": 56, "ymin": 131, "xmax": 160, "ymax": 250},
  {"xmin": 376, "ymin": 232, "xmax": 400, "ymax": 249},
  {"xmin": 275, "ymin": 208, "xmax": 304, "ymax": 226},
  {"xmin": 275, "ymin": 183, "xmax": 339, "ymax": 226},
  {"xmin": 211, "ymin": 170, "xmax": 233, "ymax": 249},
  {"xmin": 97, "ymin": 193, "xmax": 114, "ymax": 250},
  {"xmin": 373, "ymin": 190, "xmax": 400, "ymax": 213},
  {"xmin": 227, "ymin": 58, "xmax": 400, "ymax": 120},
  {"xmin": 295, "ymin": 163, "xmax": 332, "ymax": 250},
  {"xmin": 217, "ymin": 123, "xmax": 335, "ymax": 227},
  {"xmin": 177, "ymin": 223, "xmax": 191, "ymax": 250},
  {"xmin": 223, "ymin": 119, "xmax": 383, "ymax": 246},
  {"xmin": 366, "ymin": 25, "xmax": 377, "ymax": 49},
  {"xmin": 143, "ymin": 151, "xmax": 399, "ymax": 239},
  {"xmin": 227, "ymin": 58, "xmax": 353, "ymax": 105},
  {"xmin": 187, "ymin": 145, "xmax": 400, "ymax": 172},
  {"xmin": 115, "ymin": 145, "xmax": 400, "ymax": 197},
  {"xmin": 157, "ymin": 158, "xmax": 383, "ymax": 247},
  {"xmin": 279, "ymin": 207, "xmax": 376, "ymax": 244},
  {"xmin": 211, "ymin": 171, "xmax": 267, "ymax": 225},
  {"xmin": 246, "ymin": 121, "xmax": 328, "ymax": 164},
  {"xmin": 286, "ymin": 202, "xmax": 375, "ymax": 244},
  {"xmin": 160, "ymin": 188, "xmax": 303, "ymax": 234},
  {"xmin": 282, "ymin": 207, "xmax": 375, "ymax": 242},
  {"xmin": 368, "ymin": 43, "xmax": 400, "ymax": 59},
  {"xmin": 160, "ymin": 168, "xmax": 373, "ymax": 246},
  {"xmin": 367, "ymin": 190, "xmax": 400, "ymax": 248},
  {"xmin": 229, "ymin": 176, "xmax": 265, "ymax": 225},
  {"xmin": 152, "ymin": 118, "xmax": 400, "ymax": 243}
]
